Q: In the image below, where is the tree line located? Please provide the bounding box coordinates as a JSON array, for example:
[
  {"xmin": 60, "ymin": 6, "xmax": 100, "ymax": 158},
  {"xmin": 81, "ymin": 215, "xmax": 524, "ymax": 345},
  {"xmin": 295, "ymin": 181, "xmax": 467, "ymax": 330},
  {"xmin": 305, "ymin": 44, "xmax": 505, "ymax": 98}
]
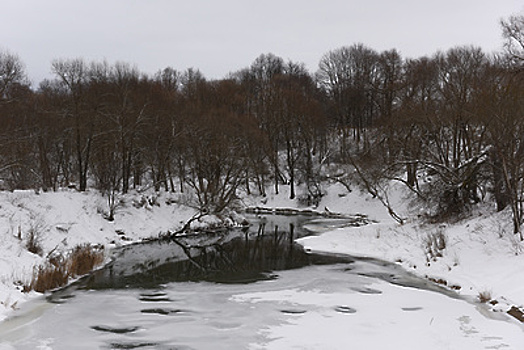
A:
[{"xmin": 1, "ymin": 15, "xmax": 523, "ymax": 232}]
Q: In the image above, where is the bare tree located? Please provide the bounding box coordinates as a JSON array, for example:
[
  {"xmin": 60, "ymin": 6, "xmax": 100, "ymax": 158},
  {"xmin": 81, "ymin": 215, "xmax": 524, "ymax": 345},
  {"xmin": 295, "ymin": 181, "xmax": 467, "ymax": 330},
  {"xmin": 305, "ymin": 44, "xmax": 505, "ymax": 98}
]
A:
[
  {"xmin": 476, "ymin": 57, "xmax": 524, "ymax": 237},
  {"xmin": 374, "ymin": 49, "xmax": 404, "ymax": 121},
  {"xmin": 411, "ymin": 47, "xmax": 490, "ymax": 217},
  {"xmin": 0, "ymin": 51, "xmax": 34, "ymax": 189},
  {"xmin": 395, "ymin": 56, "xmax": 440, "ymax": 188},
  {"xmin": 246, "ymin": 53, "xmax": 285, "ymax": 195},
  {"xmin": 51, "ymin": 58, "xmax": 94, "ymax": 191},
  {"xmin": 501, "ymin": 14, "xmax": 524, "ymax": 66},
  {"xmin": 316, "ymin": 44, "xmax": 379, "ymax": 154},
  {"xmin": 105, "ymin": 62, "xmax": 148, "ymax": 193},
  {"xmin": 0, "ymin": 50, "xmax": 27, "ymax": 103}
]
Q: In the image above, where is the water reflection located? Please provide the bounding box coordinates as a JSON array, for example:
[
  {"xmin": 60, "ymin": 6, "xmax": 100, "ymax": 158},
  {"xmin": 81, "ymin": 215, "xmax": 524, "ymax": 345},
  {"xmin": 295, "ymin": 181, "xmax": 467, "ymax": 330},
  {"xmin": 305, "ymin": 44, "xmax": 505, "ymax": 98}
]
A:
[{"xmin": 78, "ymin": 217, "xmax": 353, "ymax": 290}]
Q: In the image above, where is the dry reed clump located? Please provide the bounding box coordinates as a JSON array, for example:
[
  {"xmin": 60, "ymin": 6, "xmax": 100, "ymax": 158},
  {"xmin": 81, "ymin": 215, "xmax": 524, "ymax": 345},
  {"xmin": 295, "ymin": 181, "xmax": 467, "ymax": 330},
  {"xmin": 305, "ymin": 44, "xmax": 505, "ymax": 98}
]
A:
[
  {"xmin": 26, "ymin": 244, "xmax": 105, "ymax": 293},
  {"xmin": 25, "ymin": 228, "xmax": 43, "ymax": 256},
  {"xmin": 478, "ymin": 290, "xmax": 492, "ymax": 303},
  {"xmin": 29, "ymin": 264, "xmax": 69, "ymax": 293},
  {"xmin": 424, "ymin": 229, "xmax": 447, "ymax": 262},
  {"xmin": 68, "ymin": 244, "xmax": 105, "ymax": 276}
]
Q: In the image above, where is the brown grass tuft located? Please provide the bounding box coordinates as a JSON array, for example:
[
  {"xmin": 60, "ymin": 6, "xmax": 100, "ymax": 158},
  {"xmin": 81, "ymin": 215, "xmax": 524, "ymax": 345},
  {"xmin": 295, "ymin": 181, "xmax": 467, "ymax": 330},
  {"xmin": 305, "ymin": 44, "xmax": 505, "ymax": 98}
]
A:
[
  {"xmin": 25, "ymin": 244, "xmax": 105, "ymax": 293},
  {"xmin": 478, "ymin": 290, "xmax": 492, "ymax": 303},
  {"xmin": 30, "ymin": 264, "xmax": 69, "ymax": 293},
  {"xmin": 68, "ymin": 244, "xmax": 105, "ymax": 276}
]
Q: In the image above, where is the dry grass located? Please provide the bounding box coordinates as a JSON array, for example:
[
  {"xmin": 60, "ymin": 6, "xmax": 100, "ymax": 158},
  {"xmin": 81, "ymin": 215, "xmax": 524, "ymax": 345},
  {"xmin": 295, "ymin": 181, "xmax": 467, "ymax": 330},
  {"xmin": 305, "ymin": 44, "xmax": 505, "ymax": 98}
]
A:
[
  {"xmin": 69, "ymin": 244, "xmax": 105, "ymax": 276},
  {"xmin": 29, "ymin": 264, "xmax": 69, "ymax": 293},
  {"xmin": 424, "ymin": 229, "xmax": 447, "ymax": 262},
  {"xmin": 25, "ymin": 228, "xmax": 43, "ymax": 256},
  {"xmin": 26, "ymin": 244, "xmax": 104, "ymax": 293},
  {"xmin": 478, "ymin": 290, "xmax": 492, "ymax": 303},
  {"xmin": 23, "ymin": 217, "xmax": 48, "ymax": 256}
]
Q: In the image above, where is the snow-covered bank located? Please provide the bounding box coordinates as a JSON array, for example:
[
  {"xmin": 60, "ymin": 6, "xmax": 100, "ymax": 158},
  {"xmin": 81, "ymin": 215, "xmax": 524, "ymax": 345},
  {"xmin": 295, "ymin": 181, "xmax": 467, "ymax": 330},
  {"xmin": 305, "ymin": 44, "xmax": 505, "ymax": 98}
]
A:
[
  {"xmin": 244, "ymin": 182, "xmax": 524, "ymax": 321},
  {"xmin": 298, "ymin": 213, "xmax": 524, "ymax": 309},
  {"xmin": 0, "ymin": 189, "xmax": 196, "ymax": 321}
]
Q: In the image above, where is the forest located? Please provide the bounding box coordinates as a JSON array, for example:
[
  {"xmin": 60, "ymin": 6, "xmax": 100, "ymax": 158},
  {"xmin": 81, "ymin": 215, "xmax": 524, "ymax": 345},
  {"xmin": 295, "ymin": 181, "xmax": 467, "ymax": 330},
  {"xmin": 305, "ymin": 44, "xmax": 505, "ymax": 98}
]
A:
[{"xmin": 0, "ymin": 15, "xmax": 523, "ymax": 233}]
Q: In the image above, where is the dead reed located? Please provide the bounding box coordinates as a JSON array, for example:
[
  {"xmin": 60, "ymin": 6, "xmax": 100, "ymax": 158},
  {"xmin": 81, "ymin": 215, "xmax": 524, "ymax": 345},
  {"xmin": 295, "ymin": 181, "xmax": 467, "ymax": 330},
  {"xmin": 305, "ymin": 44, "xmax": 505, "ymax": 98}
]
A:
[{"xmin": 25, "ymin": 244, "xmax": 104, "ymax": 293}]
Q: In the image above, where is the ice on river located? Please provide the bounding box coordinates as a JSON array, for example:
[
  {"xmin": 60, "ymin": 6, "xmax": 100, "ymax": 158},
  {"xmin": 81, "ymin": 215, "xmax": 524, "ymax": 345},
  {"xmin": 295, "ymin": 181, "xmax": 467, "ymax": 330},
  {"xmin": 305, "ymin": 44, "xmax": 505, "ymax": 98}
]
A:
[{"xmin": 1, "ymin": 260, "xmax": 522, "ymax": 350}]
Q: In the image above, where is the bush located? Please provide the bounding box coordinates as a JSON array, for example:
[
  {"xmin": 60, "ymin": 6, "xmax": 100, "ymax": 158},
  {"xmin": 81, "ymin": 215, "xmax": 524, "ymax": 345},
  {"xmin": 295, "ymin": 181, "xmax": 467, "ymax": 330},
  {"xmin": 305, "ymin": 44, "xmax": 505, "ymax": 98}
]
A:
[
  {"xmin": 424, "ymin": 229, "xmax": 447, "ymax": 262},
  {"xmin": 25, "ymin": 228, "xmax": 43, "ymax": 256},
  {"xmin": 24, "ymin": 218, "xmax": 46, "ymax": 256},
  {"xmin": 478, "ymin": 290, "xmax": 492, "ymax": 303}
]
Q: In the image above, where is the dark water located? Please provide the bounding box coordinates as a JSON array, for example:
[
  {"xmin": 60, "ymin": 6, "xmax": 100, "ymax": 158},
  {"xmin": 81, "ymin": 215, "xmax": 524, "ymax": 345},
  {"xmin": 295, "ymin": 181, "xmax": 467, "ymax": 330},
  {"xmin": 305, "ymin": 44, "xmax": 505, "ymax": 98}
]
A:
[
  {"xmin": 72, "ymin": 216, "xmax": 355, "ymax": 291},
  {"xmin": 60, "ymin": 215, "xmax": 452, "ymax": 298},
  {"xmin": 44, "ymin": 214, "xmax": 458, "ymax": 303}
]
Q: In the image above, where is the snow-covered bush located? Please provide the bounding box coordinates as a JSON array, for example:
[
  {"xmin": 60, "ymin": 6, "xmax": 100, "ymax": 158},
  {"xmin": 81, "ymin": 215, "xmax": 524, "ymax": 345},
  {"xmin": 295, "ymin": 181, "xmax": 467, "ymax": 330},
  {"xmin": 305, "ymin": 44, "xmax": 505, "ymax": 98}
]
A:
[
  {"xmin": 424, "ymin": 229, "xmax": 447, "ymax": 262},
  {"xmin": 25, "ymin": 228, "xmax": 43, "ymax": 256},
  {"xmin": 25, "ymin": 218, "xmax": 46, "ymax": 256}
]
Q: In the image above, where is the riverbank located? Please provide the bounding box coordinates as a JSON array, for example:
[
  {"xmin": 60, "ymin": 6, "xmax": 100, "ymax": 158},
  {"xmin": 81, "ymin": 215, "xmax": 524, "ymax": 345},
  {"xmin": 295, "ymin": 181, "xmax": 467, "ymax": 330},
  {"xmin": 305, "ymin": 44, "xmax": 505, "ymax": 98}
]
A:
[
  {"xmin": 244, "ymin": 182, "xmax": 524, "ymax": 322},
  {"xmin": 1, "ymin": 183, "xmax": 524, "ymax": 327}
]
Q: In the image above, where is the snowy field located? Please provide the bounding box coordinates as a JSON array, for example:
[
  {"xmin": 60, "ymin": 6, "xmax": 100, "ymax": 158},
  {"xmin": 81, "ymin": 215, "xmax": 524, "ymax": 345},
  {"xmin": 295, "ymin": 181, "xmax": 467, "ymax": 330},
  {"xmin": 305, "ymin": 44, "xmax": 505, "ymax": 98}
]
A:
[{"xmin": 1, "ymin": 183, "xmax": 524, "ymax": 348}]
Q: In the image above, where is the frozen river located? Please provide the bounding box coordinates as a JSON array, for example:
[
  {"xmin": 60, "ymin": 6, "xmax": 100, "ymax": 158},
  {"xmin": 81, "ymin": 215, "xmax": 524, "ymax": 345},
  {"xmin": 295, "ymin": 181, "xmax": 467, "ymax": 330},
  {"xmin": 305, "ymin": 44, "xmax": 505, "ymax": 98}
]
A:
[{"xmin": 1, "ymin": 215, "xmax": 522, "ymax": 349}]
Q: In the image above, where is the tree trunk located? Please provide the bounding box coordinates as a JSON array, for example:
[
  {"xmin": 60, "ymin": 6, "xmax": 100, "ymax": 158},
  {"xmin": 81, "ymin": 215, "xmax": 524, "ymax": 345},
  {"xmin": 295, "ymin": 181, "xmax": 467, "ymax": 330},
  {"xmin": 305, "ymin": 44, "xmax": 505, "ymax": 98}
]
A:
[
  {"xmin": 37, "ymin": 137, "xmax": 52, "ymax": 191},
  {"xmin": 407, "ymin": 162, "xmax": 417, "ymax": 188},
  {"xmin": 491, "ymin": 152, "xmax": 509, "ymax": 211},
  {"xmin": 286, "ymin": 140, "xmax": 295, "ymax": 200}
]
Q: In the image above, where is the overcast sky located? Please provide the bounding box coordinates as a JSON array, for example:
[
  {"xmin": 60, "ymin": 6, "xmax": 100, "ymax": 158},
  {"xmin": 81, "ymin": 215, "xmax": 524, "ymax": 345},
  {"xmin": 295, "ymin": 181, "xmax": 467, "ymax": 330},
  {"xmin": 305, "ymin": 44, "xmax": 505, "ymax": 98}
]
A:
[{"xmin": 2, "ymin": 0, "xmax": 523, "ymax": 85}]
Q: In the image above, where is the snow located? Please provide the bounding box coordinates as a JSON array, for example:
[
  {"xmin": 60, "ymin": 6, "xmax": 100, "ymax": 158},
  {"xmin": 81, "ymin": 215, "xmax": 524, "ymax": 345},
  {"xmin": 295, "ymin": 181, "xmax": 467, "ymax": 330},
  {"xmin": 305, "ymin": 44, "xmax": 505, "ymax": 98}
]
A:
[
  {"xmin": 236, "ymin": 282, "xmax": 522, "ymax": 350},
  {"xmin": 1, "ymin": 181, "xmax": 524, "ymax": 347},
  {"xmin": 3, "ymin": 262, "xmax": 523, "ymax": 349}
]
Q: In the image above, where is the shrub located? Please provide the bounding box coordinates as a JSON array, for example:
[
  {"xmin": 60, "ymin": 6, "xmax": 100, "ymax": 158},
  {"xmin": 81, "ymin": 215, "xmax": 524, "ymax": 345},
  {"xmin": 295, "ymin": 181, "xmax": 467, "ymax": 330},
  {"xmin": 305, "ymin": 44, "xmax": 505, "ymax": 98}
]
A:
[
  {"xmin": 25, "ymin": 228, "xmax": 43, "ymax": 256},
  {"xmin": 424, "ymin": 229, "xmax": 447, "ymax": 262},
  {"xmin": 24, "ymin": 218, "xmax": 47, "ymax": 256}
]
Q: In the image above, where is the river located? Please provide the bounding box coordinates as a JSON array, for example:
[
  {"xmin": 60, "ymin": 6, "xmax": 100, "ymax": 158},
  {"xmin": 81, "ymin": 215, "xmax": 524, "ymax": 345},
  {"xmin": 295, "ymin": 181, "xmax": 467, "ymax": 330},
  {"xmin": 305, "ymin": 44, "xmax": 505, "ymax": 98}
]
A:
[{"xmin": 0, "ymin": 214, "xmax": 522, "ymax": 349}]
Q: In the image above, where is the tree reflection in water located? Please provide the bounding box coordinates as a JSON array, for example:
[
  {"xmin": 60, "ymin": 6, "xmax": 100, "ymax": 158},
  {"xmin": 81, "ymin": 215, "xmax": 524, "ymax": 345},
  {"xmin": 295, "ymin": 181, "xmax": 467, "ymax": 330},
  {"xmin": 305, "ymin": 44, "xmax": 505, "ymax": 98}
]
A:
[{"xmin": 79, "ymin": 220, "xmax": 353, "ymax": 290}]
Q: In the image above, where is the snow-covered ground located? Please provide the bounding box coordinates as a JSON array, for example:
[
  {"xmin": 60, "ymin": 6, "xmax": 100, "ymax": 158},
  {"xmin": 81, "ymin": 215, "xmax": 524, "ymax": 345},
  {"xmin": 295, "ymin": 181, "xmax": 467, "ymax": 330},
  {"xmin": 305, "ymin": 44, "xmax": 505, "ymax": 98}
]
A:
[{"xmin": 1, "ymin": 182, "xmax": 524, "ymax": 347}]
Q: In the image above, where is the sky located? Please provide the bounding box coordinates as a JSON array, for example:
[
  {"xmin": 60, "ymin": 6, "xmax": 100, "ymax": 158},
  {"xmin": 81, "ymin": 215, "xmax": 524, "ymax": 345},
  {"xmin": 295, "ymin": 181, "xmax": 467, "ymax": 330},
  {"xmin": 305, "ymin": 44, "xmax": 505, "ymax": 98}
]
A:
[{"xmin": 1, "ymin": 0, "xmax": 523, "ymax": 86}]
